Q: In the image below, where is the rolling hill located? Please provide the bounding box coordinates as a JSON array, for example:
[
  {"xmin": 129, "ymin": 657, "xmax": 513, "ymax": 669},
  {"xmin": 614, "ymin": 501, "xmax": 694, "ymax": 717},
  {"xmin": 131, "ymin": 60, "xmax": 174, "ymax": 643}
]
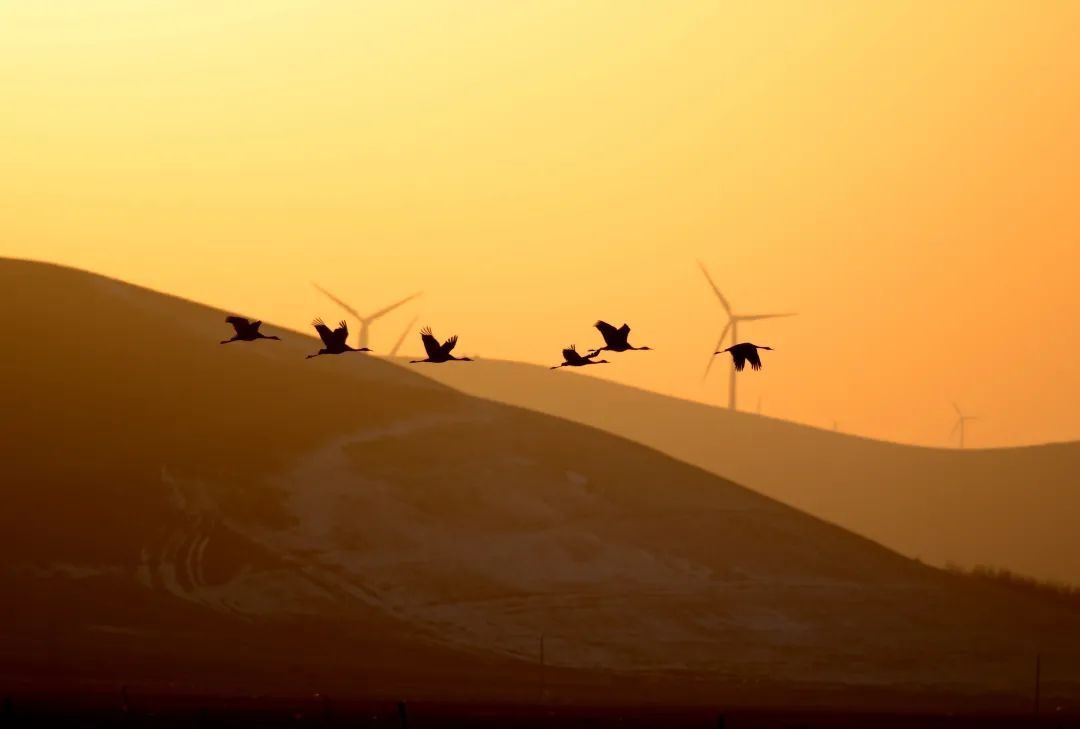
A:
[
  {"xmin": 414, "ymin": 361, "xmax": 1080, "ymax": 585},
  {"xmin": 2, "ymin": 257, "xmax": 1079, "ymax": 709}
]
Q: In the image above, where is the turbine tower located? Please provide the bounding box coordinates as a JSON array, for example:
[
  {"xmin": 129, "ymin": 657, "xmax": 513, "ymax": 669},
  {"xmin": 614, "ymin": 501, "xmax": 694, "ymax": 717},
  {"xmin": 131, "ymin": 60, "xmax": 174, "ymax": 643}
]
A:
[
  {"xmin": 950, "ymin": 402, "xmax": 979, "ymax": 449},
  {"xmin": 698, "ymin": 261, "xmax": 796, "ymax": 411},
  {"xmin": 312, "ymin": 283, "xmax": 421, "ymax": 351}
]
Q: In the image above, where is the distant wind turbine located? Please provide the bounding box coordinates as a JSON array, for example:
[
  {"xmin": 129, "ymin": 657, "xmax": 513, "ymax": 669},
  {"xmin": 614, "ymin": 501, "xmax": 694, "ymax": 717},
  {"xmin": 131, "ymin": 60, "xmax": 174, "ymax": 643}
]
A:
[
  {"xmin": 312, "ymin": 283, "xmax": 421, "ymax": 351},
  {"xmin": 698, "ymin": 261, "xmax": 795, "ymax": 410},
  {"xmin": 950, "ymin": 402, "xmax": 979, "ymax": 448},
  {"xmin": 389, "ymin": 316, "xmax": 418, "ymax": 357}
]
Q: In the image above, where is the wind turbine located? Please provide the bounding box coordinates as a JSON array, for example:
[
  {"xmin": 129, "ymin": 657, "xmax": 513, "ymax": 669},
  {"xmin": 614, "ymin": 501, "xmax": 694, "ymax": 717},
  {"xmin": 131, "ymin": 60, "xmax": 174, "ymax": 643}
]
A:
[
  {"xmin": 950, "ymin": 402, "xmax": 979, "ymax": 448},
  {"xmin": 389, "ymin": 316, "xmax": 418, "ymax": 357},
  {"xmin": 698, "ymin": 261, "xmax": 796, "ymax": 411},
  {"xmin": 312, "ymin": 284, "xmax": 422, "ymax": 351}
]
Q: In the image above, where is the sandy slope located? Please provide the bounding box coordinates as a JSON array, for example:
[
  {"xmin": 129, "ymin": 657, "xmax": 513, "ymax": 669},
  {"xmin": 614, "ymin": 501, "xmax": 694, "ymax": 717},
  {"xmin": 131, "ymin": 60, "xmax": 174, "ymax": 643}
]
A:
[
  {"xmin": 414, "ymin": 360, "xmax": 1080, "ymax": 584},
  {"xmin": 2, "ymin": 258, "xmax": 1079, "ymax": 705}
]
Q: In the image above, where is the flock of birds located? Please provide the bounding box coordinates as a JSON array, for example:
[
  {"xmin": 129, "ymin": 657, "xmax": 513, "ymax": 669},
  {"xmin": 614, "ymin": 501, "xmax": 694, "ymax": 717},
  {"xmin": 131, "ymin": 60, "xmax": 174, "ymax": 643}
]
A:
[{"xmin": 220, "ymin": 316, "xmax": 774, "ymax": 371}]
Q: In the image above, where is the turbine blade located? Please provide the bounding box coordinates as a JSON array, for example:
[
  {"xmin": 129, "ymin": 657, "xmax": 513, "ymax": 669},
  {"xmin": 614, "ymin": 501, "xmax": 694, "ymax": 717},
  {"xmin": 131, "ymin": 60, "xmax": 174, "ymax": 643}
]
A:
[
  {"xmin": 950, "ymin": 420, "xmax": 961, "ymax": 437},
  {"xmin": 718, "ymin": 319, "xmax": 732, "ymax": 346},
  {"xmin": 701, "ymin": 350, "xmax": 718, "ymax": 381},
  {"xmin": 697, "ymin": 261, "xmax": 732, "ymax": 316},
  {"xmin": 366, "ymin": 292, "xmax": 423, "ymax": 321},
  {"xmin": 953, "ymin": 402, "xmax": 962, "ymax": 417},
  {"xmin": 736, "ymin": 312, "xmax": 797, "ymax": 322},
  {"xmin": 701, "ymin": 320, "xmax": 733, "ymax": 381},
  {"xmin": 389, "ymin": 316, "xmax": 418, "ymax": 357},
  {"xmin": 312, "ymin": 283, "xmax": 362, "ymax": 320}
]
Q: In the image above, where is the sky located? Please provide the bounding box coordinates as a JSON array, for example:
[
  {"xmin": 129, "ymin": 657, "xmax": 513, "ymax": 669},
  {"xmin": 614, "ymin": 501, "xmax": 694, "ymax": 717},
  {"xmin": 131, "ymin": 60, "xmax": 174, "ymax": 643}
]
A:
[{"xmin": 2, "ymin": 0, "xmax": 1078, "ymax": 448}]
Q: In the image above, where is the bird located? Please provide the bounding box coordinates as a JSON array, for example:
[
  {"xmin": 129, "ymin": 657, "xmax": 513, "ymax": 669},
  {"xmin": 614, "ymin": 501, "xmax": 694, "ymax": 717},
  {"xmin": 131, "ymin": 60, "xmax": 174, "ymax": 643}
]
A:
[
  {"xmin": 410, "ymin": 327, "xmax": 473, "ymax": 364},
  {"xmin": 306, "ymin": 318, "xmax": 372, "ymax": 358},
  {"xmin": 592, "ymin": 320, "xmax": 653, "ymax": 354},
  {"xmin": 551, "ymin": 345, "xmax": 609, "ymax": 370},
  {"xmin": 220, "ymin": 316, "xmax": 280, "ymax": 344},
  {"xmin": 715, "ymin": 342, "xmax": 772, "ymax": 371}
]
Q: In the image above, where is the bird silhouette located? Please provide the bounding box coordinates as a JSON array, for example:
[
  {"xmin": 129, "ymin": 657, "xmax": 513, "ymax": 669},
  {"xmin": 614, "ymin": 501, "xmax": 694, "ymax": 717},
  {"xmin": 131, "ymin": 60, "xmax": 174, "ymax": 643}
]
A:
[
  {"xmin": 306, "ymin": 318, "xmax": 372, "ymax": 358},
  {"xmin": 592, "ymin": 321, "xmax": 652, "ymax": 354},
  {"xmin": 220, "ymin": 316, "xmax": 280, "ymax": 344},
  {"xmin": 551, "ymin": 345, "xmax": 609, "ymax": 370},
  {"xmin": 410, "ymin": 327, "xmax": 473, "ymax": 363},
  {"xmin": 715, "ymin": 342, "xmax": 772, "ymax": 371}
]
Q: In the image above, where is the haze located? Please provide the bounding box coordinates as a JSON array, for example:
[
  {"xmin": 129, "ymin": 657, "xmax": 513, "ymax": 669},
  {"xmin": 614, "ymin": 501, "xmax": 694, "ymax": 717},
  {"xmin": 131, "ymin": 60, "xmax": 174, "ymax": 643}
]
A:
[{"xmin": 3, "ymin": 1, "xmax": 1078, "ymax": 447}]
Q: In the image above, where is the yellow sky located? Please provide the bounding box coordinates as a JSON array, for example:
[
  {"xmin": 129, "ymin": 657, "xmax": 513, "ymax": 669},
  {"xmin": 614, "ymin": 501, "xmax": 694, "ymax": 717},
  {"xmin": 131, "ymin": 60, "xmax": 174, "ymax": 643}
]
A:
[{"xmin": 3, "ymin": 1, "xmax": 1078, "ymax": 447}]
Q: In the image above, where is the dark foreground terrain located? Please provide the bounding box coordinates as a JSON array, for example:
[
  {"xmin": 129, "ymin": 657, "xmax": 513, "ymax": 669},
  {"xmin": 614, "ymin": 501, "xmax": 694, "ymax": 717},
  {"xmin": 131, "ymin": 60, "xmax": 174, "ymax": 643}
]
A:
[
  {"xmin": 3, "ymin": 693, "xmax": 1077, "ymax": 729},
  {"xmin": 2, "ymin": 258, "xmax": 1079, "ymax": 721}
]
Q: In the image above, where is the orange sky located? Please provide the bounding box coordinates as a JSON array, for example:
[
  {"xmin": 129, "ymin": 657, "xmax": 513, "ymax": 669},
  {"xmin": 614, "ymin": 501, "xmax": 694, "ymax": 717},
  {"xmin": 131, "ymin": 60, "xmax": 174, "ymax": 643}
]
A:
[{"xmin": 3, "ymin": 1, "xmax": 1078, "ymax": 448}]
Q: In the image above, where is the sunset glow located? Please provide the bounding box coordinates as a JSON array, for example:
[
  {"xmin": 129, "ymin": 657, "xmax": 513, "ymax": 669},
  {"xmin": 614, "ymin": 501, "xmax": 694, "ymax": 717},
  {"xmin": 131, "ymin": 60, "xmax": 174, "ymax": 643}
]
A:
[{"xmin": 4, "ymin": 1, "xmax": 1078, "ymax": 446}]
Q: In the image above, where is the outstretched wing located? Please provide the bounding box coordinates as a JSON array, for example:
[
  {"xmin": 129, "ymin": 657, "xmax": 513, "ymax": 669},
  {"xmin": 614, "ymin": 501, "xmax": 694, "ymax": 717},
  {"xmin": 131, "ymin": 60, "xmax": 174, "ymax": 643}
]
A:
[
  {"xmin": 250, "ymin": 320, "xmax": 263, "ymax": 333},
  {"xmin": 747, "ymin": 347, "xmax": 763, "ymax": 371},
  {"xmin": 594, "ymin": 320, "xmax": 623, "ymax": 347},
  {"xmin": 420, "ymin": 327, "xmax": 441, "ymax": 358},
  {"xmin": 332, "ymin": 320, "xmax": 349, "ymax": 347},
  {"xmin": 618, "ymin": 323, "xmax": 631, "ymax": 339},
  {"xmin": 225, "ymin": 315, "xmax": 250, "ymax": 335},
  {"xmin": 731, "ymin": 349, "xmax": 747, "ymax": 372},
  {"xmin": 441, "ymin": 335, "xmax": 459, "ymax": 354},
  {"xmin": 312, "ymin": 318, "xmax": 335, "ymax": 347},
  {"xmin": 562, "ymin": 345, "xmax": 585, "ymax": 364}
]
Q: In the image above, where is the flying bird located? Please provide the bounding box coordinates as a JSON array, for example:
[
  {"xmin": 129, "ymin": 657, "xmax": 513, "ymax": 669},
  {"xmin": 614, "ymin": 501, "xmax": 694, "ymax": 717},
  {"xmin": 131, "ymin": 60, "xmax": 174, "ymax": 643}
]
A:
[
  {"xmin": 220, "ymin": 316, "xmax": 280, "ymax": 344},
  {"xmin": 698, "ymin": 261, "xmax": 794, "ymax": 410},
  {"xmin": 410, "ymin": 327, "xmax": 473, "ymax": 364},
  {"xmin": 551, "ymin": 345, "xmax": 609, "ymax": 370},
  {"xmin": 592, "ymin": 321, "xmax": 652, "ymax": 354},
  {"xmin": 715, "ymin": 342, "xmax": 772, "ymax": 371},
  {"xmin": 306, "ymin": 318, "xmax": 372, "ymax": 358}
]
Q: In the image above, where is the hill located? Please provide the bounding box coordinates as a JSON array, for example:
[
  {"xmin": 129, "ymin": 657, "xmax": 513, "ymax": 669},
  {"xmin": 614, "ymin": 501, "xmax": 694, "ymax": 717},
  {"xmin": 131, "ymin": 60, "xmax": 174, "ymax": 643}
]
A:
[
  {"xmin": 2, "ymin": 257, "xmax": 1079, "ymax": 710},
  {"xmin": 414, "ymin": 360, "xmax": 1080, "ymax": 584}
]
